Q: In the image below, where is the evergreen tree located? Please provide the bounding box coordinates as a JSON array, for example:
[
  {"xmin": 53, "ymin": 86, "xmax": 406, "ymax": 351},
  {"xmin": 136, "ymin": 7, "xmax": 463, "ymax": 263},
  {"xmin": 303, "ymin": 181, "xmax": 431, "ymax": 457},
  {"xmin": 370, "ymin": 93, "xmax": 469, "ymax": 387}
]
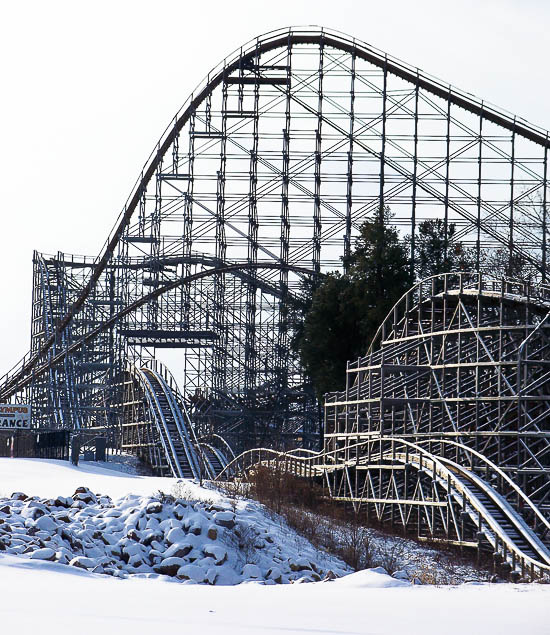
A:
[
  {"xmin": 292, "ymin": 207, "xmax": 412, "ymax": 398},
  {"xmin": 414, "ymin": 219, "xmax": 475, "ymax": 280}
]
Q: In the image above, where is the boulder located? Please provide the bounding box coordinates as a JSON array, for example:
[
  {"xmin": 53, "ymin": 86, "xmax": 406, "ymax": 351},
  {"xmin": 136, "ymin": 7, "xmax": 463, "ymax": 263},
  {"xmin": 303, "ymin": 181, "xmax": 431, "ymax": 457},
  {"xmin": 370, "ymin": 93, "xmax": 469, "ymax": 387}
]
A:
[
  {"xmin": 154, "ymin": 557, "xmax": 187, "ymax": 577},
  {"xmin": 163, "ymin": 542, "xmax": 193, "ymax": 559},
  {"xmin": 34, "ymin": 515, "xmax": 57, "ymax": 533},
  {"xmin": 30, "ymin": 548, "xmax": 56, "ymax": 561},
  {"xmin": 69, "ymin": 556, "xmax": 96, "ymax": 570},
  {"xmin": 20, "ymin": 507, "xmax": 45, "ymax": 521},
  {"xmin": 214, "ymin": 568, "xmax": 242, "ymax": 586},
  {"xmin": 141, "ymin": 529, "xmax": 163, "ymax": 546},
  {"xmin": 53, "ymin": 496, "xmax": 72, "ymax": 508},
  {"xmin": 289, "ymin": 557, "xmax": 313, "ymax": 572},
  {"xmin": 266, "ymin": 567, "xmax": 283, "ymax": 583},
  {"xmin": 173, "ymin": 504, "xmax": 187, "ymax": 520},
  {"xmin": 206, "ymin": 526, "xmax": 218, "ymax": 541},
  {"xmin": 213, "ymin": 511, "xmax": 235, "ymax": 529},
  {"xmin": 146, "ymin": 501, "xmax": 163, "ymax": 515},
  {"xmin": 202, "ymin": 544, "xmax": 227, "ymax": 565},
  {"xmin": 242, "ymin": 563, "xmax": 262, "ymax": 580},
  {"xmin": 165, "ymin": 527, "xmax": 186, "ymax": 545},
  {"xmin": 177, "ymin": 564, "xmax": 206, "ymax": 583}
]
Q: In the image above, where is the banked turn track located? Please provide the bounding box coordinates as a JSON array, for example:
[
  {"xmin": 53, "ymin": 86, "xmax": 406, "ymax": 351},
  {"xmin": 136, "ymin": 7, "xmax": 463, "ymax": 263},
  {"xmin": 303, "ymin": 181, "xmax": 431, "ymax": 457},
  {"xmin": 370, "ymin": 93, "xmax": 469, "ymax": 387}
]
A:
[{"xmin": 215, "ymin": 272, "xmax": 550, "ymax": 580}]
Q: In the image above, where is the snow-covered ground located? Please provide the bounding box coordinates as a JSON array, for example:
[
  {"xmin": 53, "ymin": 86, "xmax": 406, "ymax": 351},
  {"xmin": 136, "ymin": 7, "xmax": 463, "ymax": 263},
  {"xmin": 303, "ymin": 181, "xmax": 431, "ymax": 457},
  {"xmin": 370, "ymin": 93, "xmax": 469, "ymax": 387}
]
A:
[{"xmin": 0, "ymin": 458, "xmax": 549, "ymax": 634}]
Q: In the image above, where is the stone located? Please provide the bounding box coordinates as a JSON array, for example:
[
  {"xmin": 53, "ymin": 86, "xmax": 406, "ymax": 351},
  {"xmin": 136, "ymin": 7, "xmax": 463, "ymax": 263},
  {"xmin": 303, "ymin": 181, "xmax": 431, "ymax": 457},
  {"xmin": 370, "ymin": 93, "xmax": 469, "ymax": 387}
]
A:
[
  {"xmin": 146, "ymin": 501, "xmax": 163, "ymax": 515},
  {"xmin": 205, "ymin": 567, "xmax": 218, "ymax": 585},
  {"xmin": 29, "ymin": 547, "xmax": 56, "ymax": 561},
  {"xmin": 266, "ymin": 567, "xmax": 283, "ymax": 584},
  {"xmin": 202, "ymin": 544, "xmax": 227, "ymax": 565},
  {"xmin": 55, "ymin": 551, "xmax": 71, "ymax": 565},
  {"xmin": 0, "ymin": 505, "xmax": 10, "ymax": 514},
  {"xmin": 20, "ymin": 506, "xmax": 45, "ymax": 520},
  {"xmin": 154, "ymin": 557, "xmax": 187, "ymax": 577},
  {"xmin": 141, "ymin": 529, "xmax": 163, "ymax": 546},
  {"xmin": 54, "ymin": 496, "xmax": 72, "ymax": 508},
  {"xmin": 165, "ymin": 527, "xmax": 186, "ymax": 545},
  {"xmin": 177, "ymin": 564, "xmax": 206, "ymax": 583},
  {"xmin": 69, "ymin": 556, "xmax": 96, "ymax": 570},
  {"xmin": 242, "ymin": 563, "xmax": 262, "ymax": 579},
  {"xmin": 34, "ymin": 515, "xmax": 57, "ymax": 532},
  {"xmin": 163, "ymin": 542, "xmax": 193, "ymax": 559},
  {"xmin": 213, "ymin": 511, "xmax": 235, "ymax": 529},
  {"xmin": 73, "ymin": 488, "xmax": 97, "ymax": 505},
  {"xmin": 173, "ymin": 504, "xmax": 187, "ymax": 520},
  {"xmin": 214, "ymin": 568, "xmax": 242, "ymax": 586},
  {"xmin": 206, "ymin": 526, "xmax": 218, "ymax": 541},
  {"xmin": 289, "ymin": 557, "xmax": 312, "ymax": 572},
  {"xmin": 11, "ymin": 493, "xmax": 27, "ymax": 501}
]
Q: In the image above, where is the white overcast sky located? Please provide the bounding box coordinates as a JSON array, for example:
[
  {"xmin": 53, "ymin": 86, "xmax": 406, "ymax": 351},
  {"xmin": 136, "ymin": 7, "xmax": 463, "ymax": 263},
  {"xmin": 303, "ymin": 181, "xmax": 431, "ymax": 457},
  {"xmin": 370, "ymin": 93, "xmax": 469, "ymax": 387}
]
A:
[{"xmin": 0, "ymin": 0, "xmax": 548, "ymax": 375}]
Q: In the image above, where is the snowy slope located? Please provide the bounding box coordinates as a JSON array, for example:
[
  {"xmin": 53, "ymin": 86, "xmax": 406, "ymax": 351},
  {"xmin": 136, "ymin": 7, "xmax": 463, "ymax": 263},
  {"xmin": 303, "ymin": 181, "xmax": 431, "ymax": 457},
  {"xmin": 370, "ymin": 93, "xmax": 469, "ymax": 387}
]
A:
[{"xmin": 0, "ymin": 458, "xmax": 350, "ymax": 585}]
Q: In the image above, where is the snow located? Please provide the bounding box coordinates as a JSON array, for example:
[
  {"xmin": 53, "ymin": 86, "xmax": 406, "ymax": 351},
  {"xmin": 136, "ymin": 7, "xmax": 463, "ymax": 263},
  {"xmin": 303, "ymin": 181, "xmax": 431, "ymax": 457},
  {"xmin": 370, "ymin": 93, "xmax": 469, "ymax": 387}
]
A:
[
  {"xmin": 0, "ymin": 457, "xmax": 549, "ymax": 634},
  {"xmin": 0, "ymin": 457, "xmax": 181, "ymax": 499},
  {"xmin": 1, "ymin": 550, "xmax": 549, "ymax": 634}
]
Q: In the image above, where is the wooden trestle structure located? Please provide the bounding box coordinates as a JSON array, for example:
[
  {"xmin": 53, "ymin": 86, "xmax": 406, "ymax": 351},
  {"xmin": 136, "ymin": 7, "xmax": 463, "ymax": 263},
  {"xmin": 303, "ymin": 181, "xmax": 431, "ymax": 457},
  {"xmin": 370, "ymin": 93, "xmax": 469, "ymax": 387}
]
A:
[{"xmin": 218, "ymin": 272, "xmax": 550, "ymax": 579}]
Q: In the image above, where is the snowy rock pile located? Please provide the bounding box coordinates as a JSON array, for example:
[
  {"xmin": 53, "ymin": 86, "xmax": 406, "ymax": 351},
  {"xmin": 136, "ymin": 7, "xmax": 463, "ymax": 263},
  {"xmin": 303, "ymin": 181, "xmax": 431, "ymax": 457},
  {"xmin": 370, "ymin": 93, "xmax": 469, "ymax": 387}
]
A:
[{"xmin": 0, "ymin": 485, "xmax": 350, "ymax": 585}]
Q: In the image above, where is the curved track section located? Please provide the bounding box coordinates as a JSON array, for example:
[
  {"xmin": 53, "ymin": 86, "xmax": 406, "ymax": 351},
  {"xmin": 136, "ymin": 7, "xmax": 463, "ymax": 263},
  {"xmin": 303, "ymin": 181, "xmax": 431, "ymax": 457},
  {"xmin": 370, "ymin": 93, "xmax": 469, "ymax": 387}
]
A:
[
  {"xmin": 325, "ymin": 272, "xmax": 550, "ymax": 514},
  {"xmin": 217, "ymin": 438, "xmax": 550, "ymax": 578}
]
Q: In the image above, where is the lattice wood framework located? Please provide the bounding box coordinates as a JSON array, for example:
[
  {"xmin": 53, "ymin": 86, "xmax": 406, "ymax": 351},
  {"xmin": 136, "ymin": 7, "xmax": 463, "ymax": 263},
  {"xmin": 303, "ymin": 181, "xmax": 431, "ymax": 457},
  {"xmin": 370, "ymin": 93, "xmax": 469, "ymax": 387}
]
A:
[
  {"xmin": 1, "ymin": 27, "xmax": 549, "ymax": 454},
  {"xmin": 324, "ymin": 273, "xmax": 550, "ymax": 538}
]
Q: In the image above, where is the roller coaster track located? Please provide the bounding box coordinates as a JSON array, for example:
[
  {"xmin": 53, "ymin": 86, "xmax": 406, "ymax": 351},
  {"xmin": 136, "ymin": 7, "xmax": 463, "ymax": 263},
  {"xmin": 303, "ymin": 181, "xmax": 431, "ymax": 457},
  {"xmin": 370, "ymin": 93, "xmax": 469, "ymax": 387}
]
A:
[
  {"xmin": 216, "ymin": 438, "xmax": 550, "ymax": 579},
  {"xmin": 131, "ymin": 364, "xmax": 231, "ymax": 480},
  {"xmin": 3, "ymin": 28, "xmax": 550, "ymax": 575},
  {"xmin": 0, "ymin": 262, "xmax": 317, "ymax": 401}
]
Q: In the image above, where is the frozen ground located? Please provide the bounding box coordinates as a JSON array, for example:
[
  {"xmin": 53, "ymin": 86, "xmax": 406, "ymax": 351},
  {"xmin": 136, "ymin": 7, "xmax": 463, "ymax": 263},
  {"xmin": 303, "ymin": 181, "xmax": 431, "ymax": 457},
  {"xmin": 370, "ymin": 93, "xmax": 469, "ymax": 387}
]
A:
[{"xmin": 0, "ymin": 458, "xmax": 548, "ymax": 634}]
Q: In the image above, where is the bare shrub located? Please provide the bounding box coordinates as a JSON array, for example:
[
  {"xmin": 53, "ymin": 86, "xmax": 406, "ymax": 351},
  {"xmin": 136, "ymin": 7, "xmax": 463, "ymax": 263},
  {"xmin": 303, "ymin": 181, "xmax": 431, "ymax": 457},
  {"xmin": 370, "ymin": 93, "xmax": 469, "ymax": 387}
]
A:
[
  {"xmin": 236, "ymin": 522, "xmax": 258, "ymax": 563},
  {"xmin": 375, "ymin": 536, "xmax": 408, "ymax": 575},
  {"xmin": 153, "ymin": 489, "xmax": 175, "ymax": 504},
  {"xmin": 218, "ymin": 479, "xmax": 247, "ymax": 512},
  {"xmin": 281, "ymin": 505, "xmax": 319, "ymax": 543},
  {"xmin": 339, "ymin": 519, "xmax": 375, "ymax": 570},
  {"xmin": 170, "ymin": 480, "xmax": 215, "ymax": 506}
]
